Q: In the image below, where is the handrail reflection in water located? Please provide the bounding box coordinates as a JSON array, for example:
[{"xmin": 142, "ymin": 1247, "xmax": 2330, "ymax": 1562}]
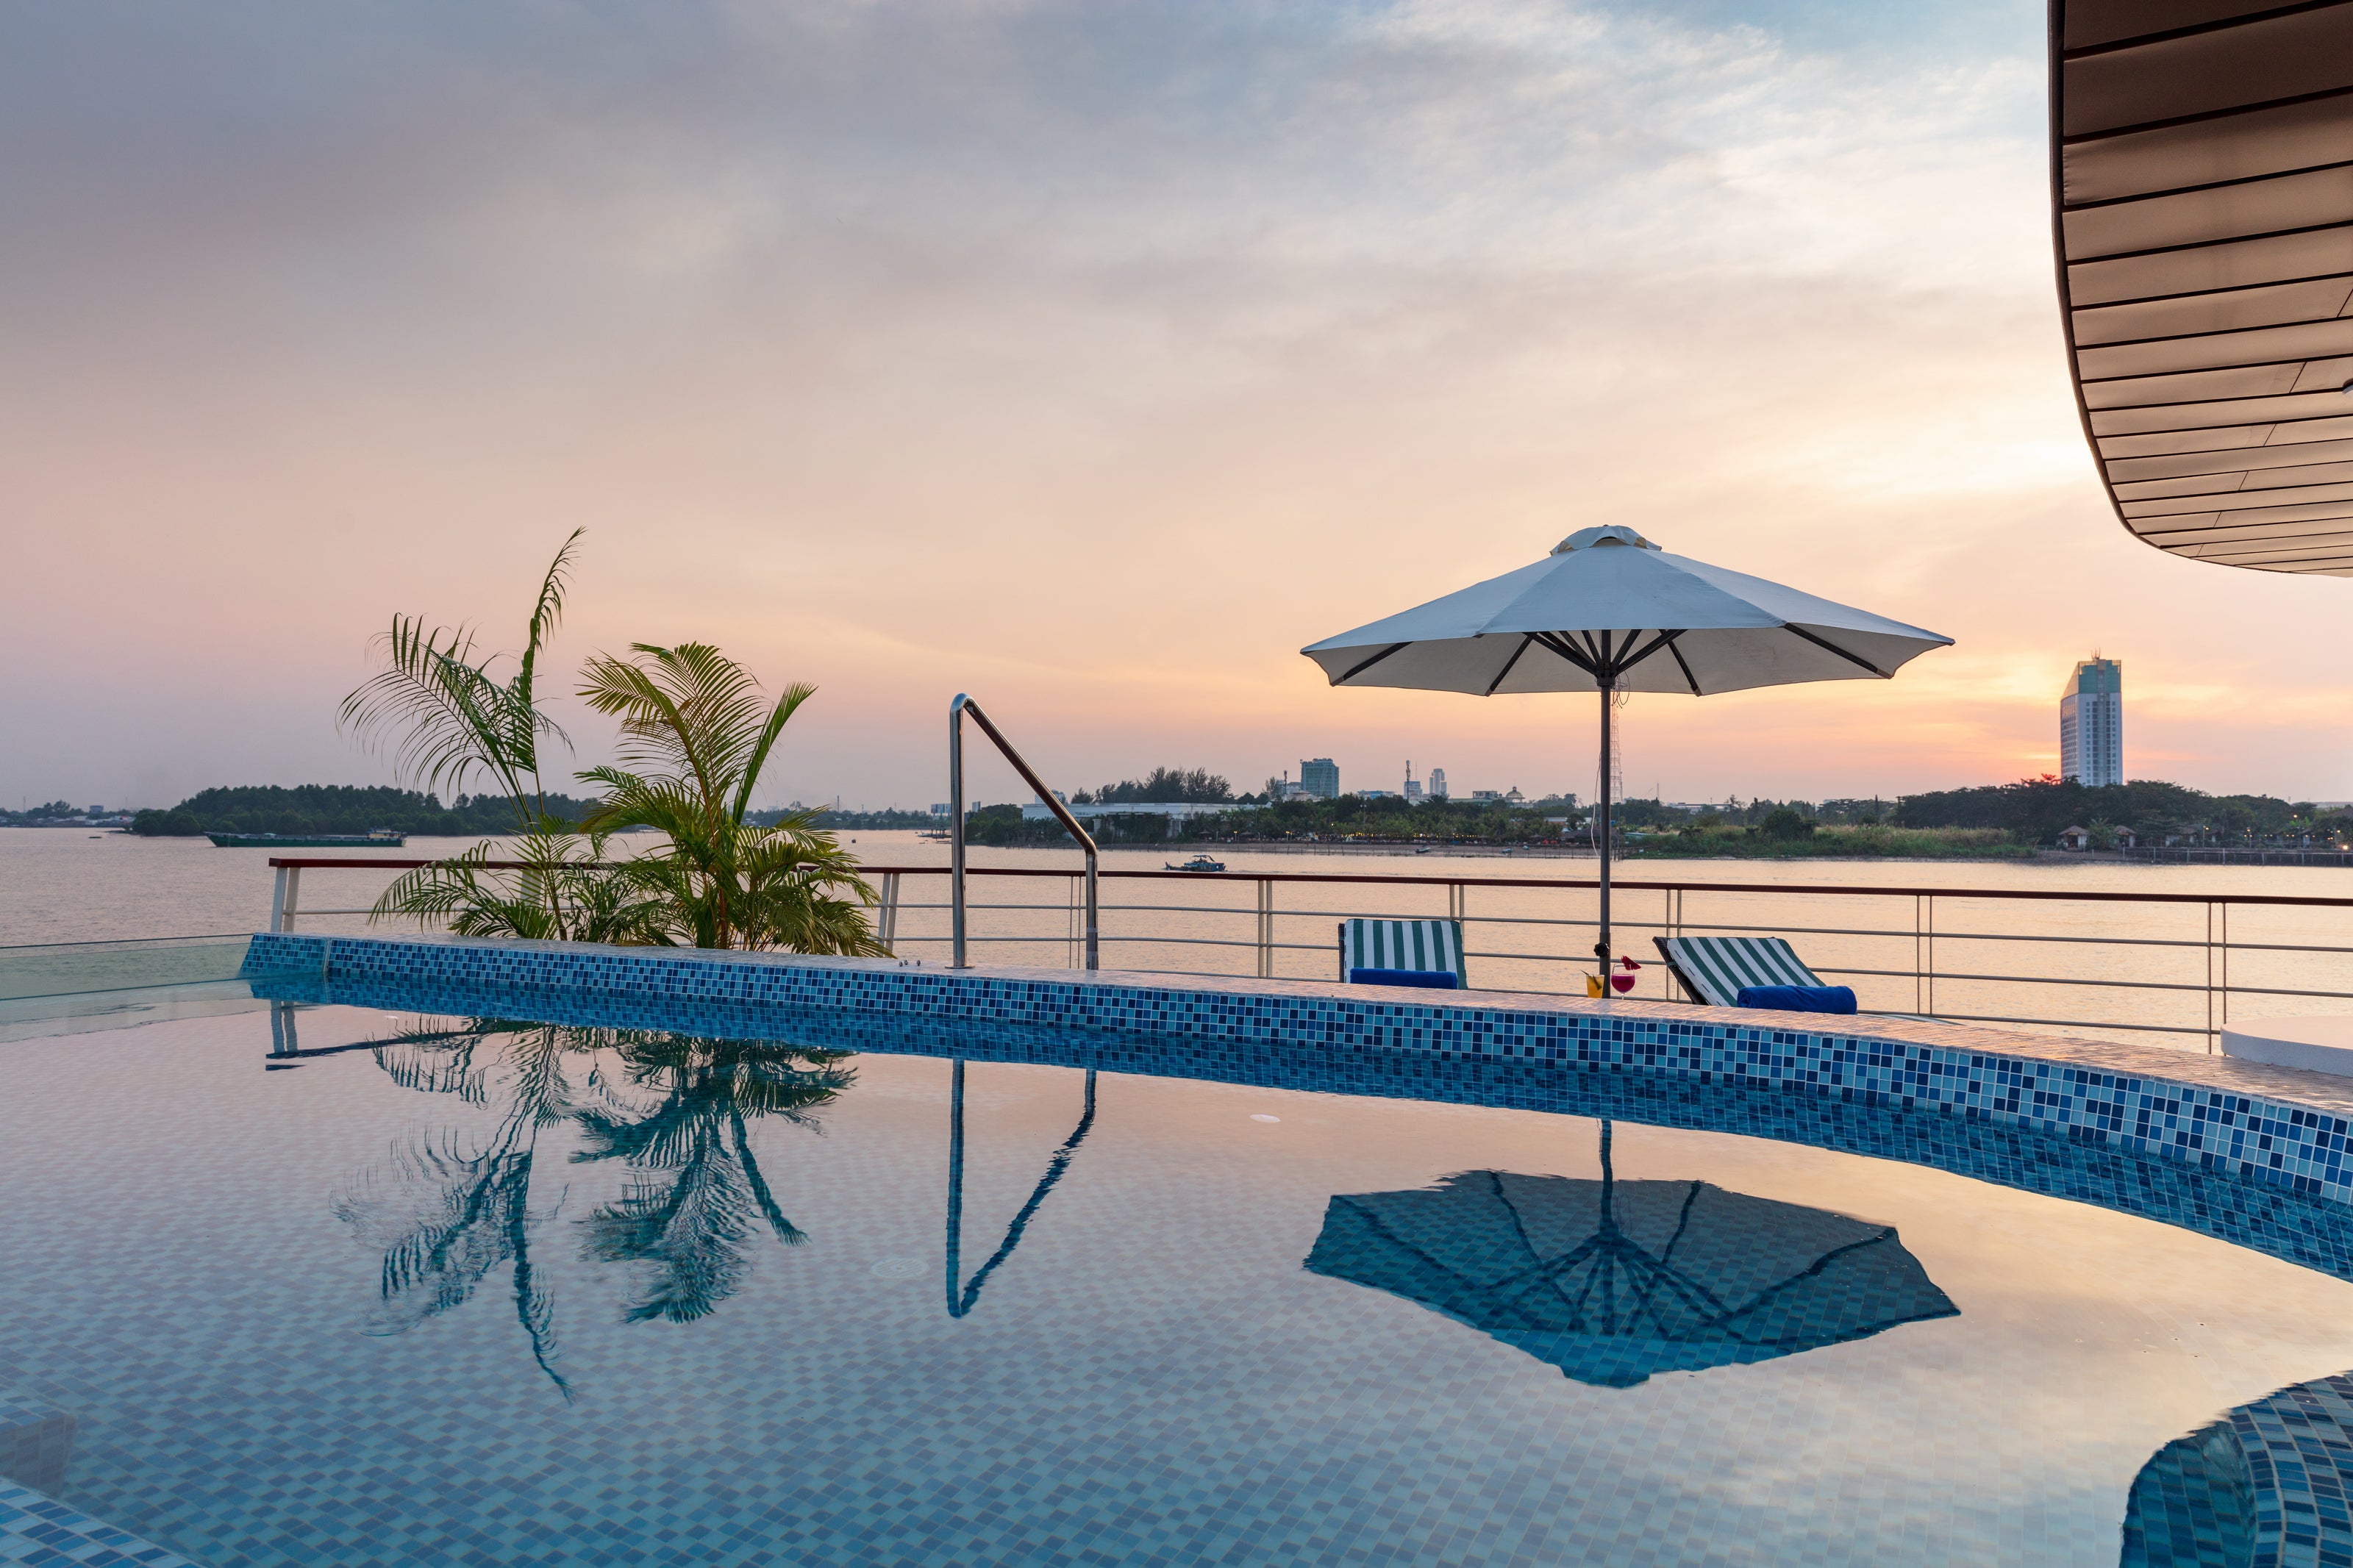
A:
[{"xmin": 944, "ymin": 1062, "xmax": 1099, "ymax": 1318}]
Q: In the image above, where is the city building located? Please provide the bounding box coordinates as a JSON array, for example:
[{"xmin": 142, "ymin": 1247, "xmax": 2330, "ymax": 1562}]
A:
[
  {"xmin": 1300, "ymin": 758, "xmax": 1339, "ymax": 799},
  {"xmin": 2060, "ymin": 657, "xmax": 2123, "ymax": 787},
  {"xmin": 1429, "ymin": 767, "xmax": 1447, "ymax": 799},
  {"xmin": 1403, "ymin": 762, "xmax": 1422, "ymax": 803}
]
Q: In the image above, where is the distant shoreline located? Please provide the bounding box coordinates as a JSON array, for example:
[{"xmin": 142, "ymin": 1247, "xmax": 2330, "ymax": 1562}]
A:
[{"xmin": 951, "ymin": 840, "xmax": 2150, "ymax": 867}]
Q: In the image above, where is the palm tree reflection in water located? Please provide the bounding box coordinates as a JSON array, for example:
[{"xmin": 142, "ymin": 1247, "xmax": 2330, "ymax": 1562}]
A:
[{"xmin": 335, "ymin": 1023, "xmax": 853, "ymax": 1395}]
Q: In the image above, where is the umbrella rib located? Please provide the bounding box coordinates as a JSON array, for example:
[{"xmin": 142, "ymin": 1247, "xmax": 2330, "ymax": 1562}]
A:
[
  {"xmin": 1332, "ymin": 642, "xmax": 1410, "ymax": 684},
  {"xmin": 1488, "ymin": 1173, "xmax": 1588, "ymax": 1316},
  {"xmin": 1616, "ymin": 629, "xmax": 1686, "ymax": 679},
  {"xmin": 1530, "ymin": 631, "xmax": 1600, "ymax": 679},
  {"xmin": 1665, "ymin": 638, "xmax": 1702, "ymax": 695},
  {"xmin": 1482, "ymin": 634, "xmax": 1535, "ymax": 696},
  {"xmin": 1711, "ymin": 1228, "xmax": 1905, "ymax": 1341},
  {"xmin": 1782, "ymin": 623, "xmax": 1892, "ymax": 679},
  {"xmin": 1327, "ymin": 1195, "xmax": 1557, "ymax": 1328}
]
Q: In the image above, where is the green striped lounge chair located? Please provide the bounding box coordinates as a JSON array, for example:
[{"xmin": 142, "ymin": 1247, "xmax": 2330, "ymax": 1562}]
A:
[
  {"xmin": 1653, "ymin": 936, "xmax": 1824, "ymax": 1007},
  {"xmin": 1339, "ymin": 918, "xmax": 1468, "ymax": 990}
]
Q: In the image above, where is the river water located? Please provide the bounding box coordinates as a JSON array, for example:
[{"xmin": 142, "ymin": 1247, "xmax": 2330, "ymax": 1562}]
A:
[{"xmin": 10, "ymin": 827, "xmax": 2353, "ymax": 1051}]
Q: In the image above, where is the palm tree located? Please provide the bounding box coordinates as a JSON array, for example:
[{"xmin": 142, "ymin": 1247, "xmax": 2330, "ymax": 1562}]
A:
[
  {"xmin": 346, "ymin": 533, "xmax": 629, "ymax": 937},
  {"xmin": 576, "ymin": 642, "xmax": 887, "ymax": 953}
]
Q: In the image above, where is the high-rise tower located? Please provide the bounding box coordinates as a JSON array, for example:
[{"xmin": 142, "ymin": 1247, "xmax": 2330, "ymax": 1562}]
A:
[{"xmin": 2060, "ymin": 658, "xmax": 2123, "ymax": 787}]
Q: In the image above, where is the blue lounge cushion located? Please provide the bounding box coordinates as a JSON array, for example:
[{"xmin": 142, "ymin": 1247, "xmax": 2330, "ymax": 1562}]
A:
[
  {"xmin": 1349, "ymin": 967, "xmax": 1460, "ymax": 989},
  {"xmin": 1735, "ymin": 984, "xmax": 1857, "ymax": 1014}
]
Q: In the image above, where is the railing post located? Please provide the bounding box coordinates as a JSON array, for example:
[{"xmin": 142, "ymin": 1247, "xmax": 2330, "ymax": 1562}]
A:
[
  {"xmin": 1924, "ymin": 893, "xmax": 1934, "ymax": 1017},
  {"xmin": 1257, "ymin": 878, "xmax": 1274, "ymax": 978},
  {"xmin": 280, "ymin": 866, "xmax": 303, "ymax": 934},
  {"xmin": 1082, "ymin": 855, "xmax": 1099, "ymax": 971},
  {"xmin": 2219, "ymin": 899, "xmax": 2230, "ymax": 1039},
  {"xmin": 1913, "ymin": 895, "xmax": 1923, "ymax": 1015},
  {"xmin": 878, "ymin": 872, "xmax": 901, "ymax": 950},
  {"xmin": 269, "ymin": 864, "xmax": 290, "ymax": 934},
  {"xmin": 950, "ymin": 704, "xmax": 968, "ymax": 968},
  {"xmin": 2204, "ymin": 900, "xmax": 2215, "ymax": 1051},
  {"xmin": 1912, "ymin": 893, "xmax": 1934, "ymax": 1017}
]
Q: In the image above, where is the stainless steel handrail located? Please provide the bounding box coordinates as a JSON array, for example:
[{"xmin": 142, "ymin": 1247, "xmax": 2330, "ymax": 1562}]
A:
[{"xmin": 949, "ymin": 695, "xmax": 1098, "ymax": 970}]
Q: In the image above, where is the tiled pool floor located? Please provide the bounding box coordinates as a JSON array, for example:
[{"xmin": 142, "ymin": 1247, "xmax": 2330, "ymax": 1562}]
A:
[{"xmin": 7, "ymin": 1005, "xmax": 2353, "ymax": 1566}]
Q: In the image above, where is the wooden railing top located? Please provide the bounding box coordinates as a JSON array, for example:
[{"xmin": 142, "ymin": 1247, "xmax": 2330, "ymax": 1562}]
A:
[{"xmin": 263, "ymin": 856, "xmax": 2353, "ymax": 909}]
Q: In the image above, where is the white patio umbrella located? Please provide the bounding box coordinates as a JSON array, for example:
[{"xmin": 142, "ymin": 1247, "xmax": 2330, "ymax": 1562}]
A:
[{"xmin": 1301, "ymin": 526, "xmax": 1952, "ymax": 978}]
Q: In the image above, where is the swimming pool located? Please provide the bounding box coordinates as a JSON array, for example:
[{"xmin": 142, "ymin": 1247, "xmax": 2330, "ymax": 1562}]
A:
[{"xmin": 7, "ymin": 987, "xmax": 2353, "ymax": 1566}]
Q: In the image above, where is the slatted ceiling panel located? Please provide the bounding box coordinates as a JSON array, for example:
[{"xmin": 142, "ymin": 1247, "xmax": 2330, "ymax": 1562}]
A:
[
  {"xmin": 2072, "ymin": 230, "xmax": 2353, "ymax": 306},
  {"xmin": 2067, "ymin": 98, "xmax": 2353, "ymax": 204},
  {"xmin": 2053, "ymin": 0, "xmax": 2353, "ymax": 575},
  {"xmin": 2063, "ymin": 0, "xmax": 2295, "ymax": 51},
  {"xmin": 2110, "ymin": 435, "xmax": 2353, "ymax": 479}
]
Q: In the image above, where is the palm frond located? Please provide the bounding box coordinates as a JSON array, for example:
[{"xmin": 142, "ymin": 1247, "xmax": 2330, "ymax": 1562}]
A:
[
  {"xmin": 730, "ymin": 682, "xmax": 815, "ymax": 825},
  {"xmin": 338, "ymin": 533, "xmax": 585, "ymax": 833}
]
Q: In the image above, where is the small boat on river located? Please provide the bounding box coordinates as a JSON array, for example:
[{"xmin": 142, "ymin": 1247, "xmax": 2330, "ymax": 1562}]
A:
[
  {"xmin": 207, "ymin": 829, "xmax": 407, "ymax": 848},
  {"xmin": 1166, "ymin": 853, "xmax": 1227, "ymax": 873}
]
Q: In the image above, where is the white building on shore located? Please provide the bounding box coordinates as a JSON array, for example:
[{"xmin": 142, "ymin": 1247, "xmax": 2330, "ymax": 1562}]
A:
[{"xmin": 1021, "ymin": 800, "xmax": 1255, "ymax": 825}]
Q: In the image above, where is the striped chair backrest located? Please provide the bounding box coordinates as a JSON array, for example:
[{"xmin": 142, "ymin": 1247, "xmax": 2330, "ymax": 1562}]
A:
[
  {"xmin": 1339, "ymin": 918, "xmax": 1468, "ymax": 984},
  {"xmin": 1655, "ymin": 936, "xmax": 1824, "ymax": 1007}
]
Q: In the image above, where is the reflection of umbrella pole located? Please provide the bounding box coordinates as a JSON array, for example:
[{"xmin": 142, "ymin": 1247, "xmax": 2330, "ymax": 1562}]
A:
[
  {"xmin": 944, "ymin": 1060, "xmax": 1099, "ymax": 1319},
  {"xmin": 1599, "ymin": 1118, "xmax": 1614, "ymax": 1206},
  {"xmin": 1596, "ymin": 682, "xmax": 1614, "ymax": 971}
]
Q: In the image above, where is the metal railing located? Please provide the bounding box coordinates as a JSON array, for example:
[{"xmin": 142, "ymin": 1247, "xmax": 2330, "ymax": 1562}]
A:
[
  {"xmin": 857, "ymin": 864, "xmax": 2353, "ymax": 1051},
  {"xmin": 251, "ymin": 855, "xmax": 2353, "ymax": 1051},
  {"xmin": 266, "ymin": 858, "xmax": 547, "ymax": 932}
]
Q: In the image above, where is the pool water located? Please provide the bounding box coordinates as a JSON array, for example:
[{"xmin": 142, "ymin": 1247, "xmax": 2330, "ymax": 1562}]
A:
[{"xmin": 6, "ymin": 1006, "xmax": 2353, "ymax": 1566}]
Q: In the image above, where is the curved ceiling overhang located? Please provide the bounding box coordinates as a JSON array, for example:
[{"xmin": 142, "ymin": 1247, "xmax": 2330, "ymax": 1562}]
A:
[{"xmin": 2051, "ymin": 0, "xmax": 2353, "ymax": 575}]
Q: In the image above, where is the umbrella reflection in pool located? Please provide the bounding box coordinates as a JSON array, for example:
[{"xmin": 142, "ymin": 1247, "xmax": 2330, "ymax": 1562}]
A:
[{"xmin": 1304, "ymin": 1123, "xmax": 1957, "ymax": 1386}]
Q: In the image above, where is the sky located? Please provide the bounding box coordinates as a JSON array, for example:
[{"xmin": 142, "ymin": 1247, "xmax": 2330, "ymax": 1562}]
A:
[{"xmin": 7, "ymin": 0, "xmax": 2349, "ymax": 814}]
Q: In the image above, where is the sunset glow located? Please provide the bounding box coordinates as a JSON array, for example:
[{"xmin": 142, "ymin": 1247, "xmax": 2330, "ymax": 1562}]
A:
[{"xmin": 7, "ymin": 0, "xmax": 2344, "ymax": 810}]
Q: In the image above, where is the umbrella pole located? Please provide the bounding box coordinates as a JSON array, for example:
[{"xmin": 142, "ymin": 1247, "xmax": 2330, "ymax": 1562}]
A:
[{"xmin": 1596, "ymin": 681, "xmax": 1613, "ymax": 974}]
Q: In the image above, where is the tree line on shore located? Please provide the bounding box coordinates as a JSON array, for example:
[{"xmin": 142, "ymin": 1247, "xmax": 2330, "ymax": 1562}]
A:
[
  {"xmin": 115, "ymin": 766, "xmax": 2349, "ymax": 857},
  {"xmin": 963, "ymin": 771, "xmax": 2351, "ymax": 855},
  {"xmin": 126, "ymin": 787, "xmax": 945, "ymax": 839},
  {"xmin": 129, "ymin": 785, "xmax": 601, "ymax": 838}
]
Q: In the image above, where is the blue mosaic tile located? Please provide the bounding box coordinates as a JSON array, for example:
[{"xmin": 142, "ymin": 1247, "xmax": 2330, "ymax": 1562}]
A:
[
  {"xmin": 0, "ymin": 1481, "xmax": 197, "ymax": 1567},
  {"xmin": 243, "ymin": 932, "xmax": 2353, "ymax": 1217},
  {"xmin": 2124, "ymin": 1371, "xmax": 2353, "ymax": 1568}
]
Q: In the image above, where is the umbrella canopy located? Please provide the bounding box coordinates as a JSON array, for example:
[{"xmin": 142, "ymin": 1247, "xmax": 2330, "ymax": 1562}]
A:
[
  {"xmin": 1301, "ymin": 526, "xmax": 1950, "ymax": 696},
  {"xmin": 1303, "ymin": 1128, "xmax": 1957, "ymax": 1387},
  {"xmin": 1299, "ymin": 526, "xmax": 1951, "ymax": 973}
]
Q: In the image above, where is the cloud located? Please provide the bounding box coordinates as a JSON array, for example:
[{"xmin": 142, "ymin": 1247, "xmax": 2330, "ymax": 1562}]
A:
[{"xmin": 2, "ymin": 0, "xmax": 2338, "ymax": 809}]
